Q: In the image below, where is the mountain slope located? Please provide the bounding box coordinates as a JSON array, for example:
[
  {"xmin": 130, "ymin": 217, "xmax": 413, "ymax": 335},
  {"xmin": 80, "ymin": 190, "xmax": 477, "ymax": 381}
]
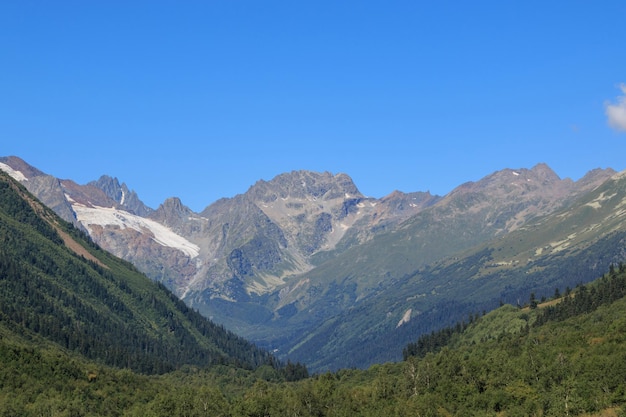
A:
[
  {"xmin": 0, "ymin": 170, "xmax": 276, "ymax": 374},
  {"xmin": 2, "ymin": 261, "xmax": 626, "ymax": 415},
  {"xmin": 0, "ymin": 156, "xmax": 441, "ymax": 317},
  {"xmin": 393, "ymin": 266, "xmax": 626, "ymax": 415},
  {"xmin": 226, "ymin": 164, "xmax": 615, "ymax": 368},
  {"xmin": 1, "ymin": 156, "xmax": 618, "ymax": 372},
  {"xmin": 283, "ymin": 168, "xmax": 626, "ymax": 370}
]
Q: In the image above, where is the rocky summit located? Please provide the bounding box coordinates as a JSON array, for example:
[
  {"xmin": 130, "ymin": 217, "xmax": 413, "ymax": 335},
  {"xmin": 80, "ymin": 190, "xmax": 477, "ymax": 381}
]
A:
[{"xmin": 1, "ymin": 155, "xmax": 620, "ymax": 370}]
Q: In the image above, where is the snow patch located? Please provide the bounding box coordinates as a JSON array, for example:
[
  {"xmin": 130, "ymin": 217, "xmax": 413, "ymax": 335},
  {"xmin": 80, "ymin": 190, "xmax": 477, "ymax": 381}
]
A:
[
  {"xmin": 396, "ymin": 308, "xmax": 412, "ymax": 328},
  {"xmin": 72, "ymin": 204, "xmax": 200, "ymax": 258},
  {"xmin": 512, "ymin": 171, "xmax": 520, "ymax": 176},
  {"xmin": 120, "ymin": 190, "xmax": 126, "ymax": 205},
  {"xmin": 0, "ymin": 163, "xmax": 28, "ymax": 182}
]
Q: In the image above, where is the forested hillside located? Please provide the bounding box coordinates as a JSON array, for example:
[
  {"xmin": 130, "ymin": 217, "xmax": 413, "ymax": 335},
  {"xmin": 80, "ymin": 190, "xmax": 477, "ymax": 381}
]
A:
[
  {"xmin": 2, "ymin": 261, "xmax": 626, "ymax": 415},
  {"xmin": 0, "ymin": 171, "xmax": 280, "ymax": 374}
]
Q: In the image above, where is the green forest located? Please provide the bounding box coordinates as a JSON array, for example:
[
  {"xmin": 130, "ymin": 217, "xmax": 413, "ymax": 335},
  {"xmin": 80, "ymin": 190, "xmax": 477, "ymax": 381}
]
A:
[
  {"xmin": 0, "ymin": 174, "xmax": 281, "ymax": 374},
  {"xmin": 3, "ymin": 263, "xmax": 626, "ymax": 416},
  {"xmin": 2, "ymin": 171, "xmax": 626, "ymax": 416}
]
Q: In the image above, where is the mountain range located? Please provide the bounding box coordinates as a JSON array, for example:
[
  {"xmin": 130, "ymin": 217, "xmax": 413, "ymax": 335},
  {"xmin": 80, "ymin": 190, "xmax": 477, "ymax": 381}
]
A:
[
  {"xmin": 2, "ymin": 155, "xmax": 624, "ymax": 371},
  {"xmin": 0, "ymin": 168, "xmax": 278, "ymax": 374},
  {"xmin": 3, "ymin": 165, "xmax": 626, "ymax": 415}
]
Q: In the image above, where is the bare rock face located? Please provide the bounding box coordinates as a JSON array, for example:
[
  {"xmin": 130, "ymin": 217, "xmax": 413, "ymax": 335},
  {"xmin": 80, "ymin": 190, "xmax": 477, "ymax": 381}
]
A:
[
  {"xmin": 0, "ymin": 157, "xmax": 77, "ymax": 224},
  {"xmin": 89, "ymin": 175, "xmax": 153, "ymax": 217},
  {"xmin": 1, "ymin": 157, "xmax": 616, "ymax": 303},
  {"xmin": 1, "ymin": 160, "xmax": 440, "ymax": 304},
  {"xmin": 150, "ymin": 197, "xmax": 192, "ymax": 228},
  {"xmin": 437, "ymin": 163, "xmax": 613, "ymax": 233},
  {"xmin": 239, "ymin": 171, "xmax": 368, "ymax": 257},
  {"xmin": 1, "ymin": 155, "xmax": 620, "ymax": 370},
  {"xmin": 27, "ymin": 175, "xmax": 78, "ymax": 224}
]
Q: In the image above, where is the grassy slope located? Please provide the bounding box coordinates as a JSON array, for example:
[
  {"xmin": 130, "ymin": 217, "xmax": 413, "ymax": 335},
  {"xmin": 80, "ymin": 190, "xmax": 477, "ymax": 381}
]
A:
[{"xmin": 279, "ymin": 174, "xmax": 626, "ymax": 371}]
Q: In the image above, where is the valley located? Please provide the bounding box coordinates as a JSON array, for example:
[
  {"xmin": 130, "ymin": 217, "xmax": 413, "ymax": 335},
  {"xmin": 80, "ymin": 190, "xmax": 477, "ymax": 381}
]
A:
[
  {"xmin": 1, "ymin": 156, "xmax": 624, "ymax": 372},
  {"xmin": 2, "ymin": 160, "xmax": 626, "ymax": 415}
]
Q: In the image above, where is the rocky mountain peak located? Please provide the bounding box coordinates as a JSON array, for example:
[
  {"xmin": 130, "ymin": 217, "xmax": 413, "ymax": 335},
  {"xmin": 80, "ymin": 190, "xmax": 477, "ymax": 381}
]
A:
[
  {"xmin": 151, "ymin": 197, "xmax": 192, "ymax": 226},
  {"xmin": 0, "ymin": 156, "xmax": 45, "ymax": 180},
  {"xmin": 577, "ymin": 167, "xmax": 617, "ymax": 188},
  {"xmin": 379, "ymin": 190, "xmax": 440, "ymax": 213},
  {"xmin": 247, "ymin": 170, "xmax": 363, "ymax": 203},
  {"xmin": 146, "ymin": 197, "xmax": 195, "ymax": 231},
  {"xmin": 88, "ymin": 175, "xmax": 152, "ymax": 216},
  {"xmin": 429, "ymin": 164, "xmax": 587, "ymax": 236},
  {"xmin": 60, "ymin": 180, "xmax": 116, "ymax": 208},
  {"xmin": 90, "ymin": 175, "xmax": 123, "ymax": 202},
  {"xmin": 529, "ymin": 162, "xmax": 562, "ymax": 183},
  {"xmin": 449, "ymin": 164, "xmax": 565, "ymax": 198}
]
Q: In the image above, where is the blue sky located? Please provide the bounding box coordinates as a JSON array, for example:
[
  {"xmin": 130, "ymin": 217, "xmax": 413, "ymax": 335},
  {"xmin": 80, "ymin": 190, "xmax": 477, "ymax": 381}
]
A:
[{"xmin": 2, "ymin": 1, "xmax": 626, "ymax": 212}]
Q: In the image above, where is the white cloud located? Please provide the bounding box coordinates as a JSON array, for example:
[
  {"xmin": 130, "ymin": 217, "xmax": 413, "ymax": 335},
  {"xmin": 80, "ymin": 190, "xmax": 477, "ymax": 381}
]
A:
[{"xmin": 605, "ymin": 83, "xmax": 626, "ymax": 132}]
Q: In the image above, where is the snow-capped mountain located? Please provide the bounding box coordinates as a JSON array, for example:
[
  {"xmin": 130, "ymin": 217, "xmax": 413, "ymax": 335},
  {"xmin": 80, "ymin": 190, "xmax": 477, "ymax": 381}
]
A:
[
  {"xmin": 70, "ymin": 199, "xmax": 200, "ymax": 258},
  {"xmin": 1, "ymin": 155, "xmax": 620, "ymax": 370},
  {"xmin": 0, "ymin": 157, "xmax": 437, "ymax": 299}
]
